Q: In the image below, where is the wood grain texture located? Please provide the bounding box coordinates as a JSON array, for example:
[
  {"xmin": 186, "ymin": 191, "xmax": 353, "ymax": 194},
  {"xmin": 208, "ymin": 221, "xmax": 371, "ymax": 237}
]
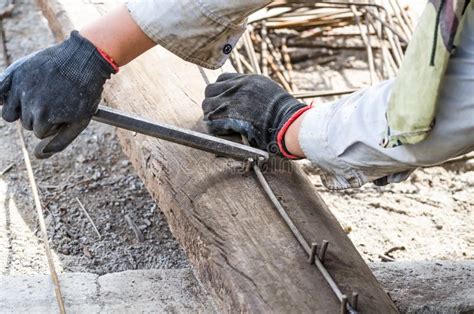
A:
[{"xmin": 36, "ymin": 0, "xmax": 399, "ymax": 312}]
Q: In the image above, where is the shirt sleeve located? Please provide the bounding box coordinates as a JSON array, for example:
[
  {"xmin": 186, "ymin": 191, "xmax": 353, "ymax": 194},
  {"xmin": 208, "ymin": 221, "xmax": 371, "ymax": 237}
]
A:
[
  {"xmin": 298, "ymin": 4, "xmax": 474, "ymax": 190},
  {"xmin": 126, "ymin": 0, "xmax": 271, "ymax": 69}
]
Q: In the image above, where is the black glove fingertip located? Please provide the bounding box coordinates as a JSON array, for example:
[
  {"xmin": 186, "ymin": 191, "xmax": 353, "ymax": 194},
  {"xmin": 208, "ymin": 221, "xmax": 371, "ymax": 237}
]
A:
[
  {"xmin": 2, "ymin": 98, "xmax": 21, "ymax": 123},
  {"xmin": 34, "ymin": 122, "xmax": 88, "ymax": 159},
  {"xmin": 34, "ymin": 138, "xmax": 56, "ymax": 159},
  {"xmin": 204, "ymin": 83, "xmax": 216, "ymax": 98}
]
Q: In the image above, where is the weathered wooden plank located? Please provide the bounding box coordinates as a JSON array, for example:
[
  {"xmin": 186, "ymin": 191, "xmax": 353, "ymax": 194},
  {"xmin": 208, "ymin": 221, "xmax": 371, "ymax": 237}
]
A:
[{"xmin": 36, "ymin": 0, "xmax": 398, "ymax": 312}]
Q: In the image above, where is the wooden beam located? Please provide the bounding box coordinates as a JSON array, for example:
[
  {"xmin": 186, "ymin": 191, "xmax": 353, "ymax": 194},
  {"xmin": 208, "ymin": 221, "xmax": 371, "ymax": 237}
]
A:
[{"xmin": 36, "ymin": 0, "xmax": 398, "ymax": 312}]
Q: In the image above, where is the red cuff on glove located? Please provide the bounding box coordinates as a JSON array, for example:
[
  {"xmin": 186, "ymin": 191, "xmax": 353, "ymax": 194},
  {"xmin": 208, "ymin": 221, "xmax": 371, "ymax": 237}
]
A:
[
  {"xmin": 277, "ymin": 104, "xmax": 313, "ymax": 159},
  {"xmin": 97, "ymin": 48, "xmax": 120, "ymax": 73}
]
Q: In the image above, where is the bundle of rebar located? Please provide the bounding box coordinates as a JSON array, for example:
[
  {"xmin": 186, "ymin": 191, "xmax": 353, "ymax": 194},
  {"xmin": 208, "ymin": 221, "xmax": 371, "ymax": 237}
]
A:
[{"xmin": 231, "ymin": 0, "xmax": 414, "ymax": 99}]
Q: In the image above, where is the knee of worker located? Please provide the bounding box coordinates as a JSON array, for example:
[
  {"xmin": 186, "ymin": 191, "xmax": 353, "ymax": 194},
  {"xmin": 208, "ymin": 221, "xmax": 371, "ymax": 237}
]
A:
[
  {"xmin": 405, "ymin": 84, "xmax": 474, "ymax": 166},
  {"xmin": 402, "ymin": 135, "xmax": 473, "ymax": 167},
  {"xmin": 418, "ymin": 6, "xmax": 474, "ymax": 166},
  {"xmin": 416, "ymin": 44, "xmax": 474, "ymax": 164},
  {"xmin": 402, "ymin": 83, "xmax": 474, "ymax": 166}
]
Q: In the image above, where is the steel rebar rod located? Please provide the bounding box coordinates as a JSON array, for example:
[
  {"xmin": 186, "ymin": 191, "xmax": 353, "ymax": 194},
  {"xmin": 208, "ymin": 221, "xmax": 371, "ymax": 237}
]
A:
[
  {"xmin": 244, "ymin": 30, "xmax": 262, "ymax": 74},
  {"xmin": 350, "ymin": 4, "xmax": 376, "ymax": 85},
  {"xmin": 242, "ymin": 138, "xmax": 358, "ymax": 314},
  {"xmin": 293, "ymin": 89, "xmax": 358, "ymax": 99},
  {"xmin": 261, "ymin": 21, "xmax": 270, "ymax": 76}
]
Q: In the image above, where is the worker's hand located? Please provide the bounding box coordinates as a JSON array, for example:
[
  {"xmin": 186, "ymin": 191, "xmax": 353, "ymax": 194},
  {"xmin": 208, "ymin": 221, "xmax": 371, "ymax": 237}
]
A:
[
  {"xmin": 0, "ymin": 31, "xmax": 117, "ymax": 159},
  {"xmin": 202, "ymin": 73, "xmax": 308, "ymax": 157}
]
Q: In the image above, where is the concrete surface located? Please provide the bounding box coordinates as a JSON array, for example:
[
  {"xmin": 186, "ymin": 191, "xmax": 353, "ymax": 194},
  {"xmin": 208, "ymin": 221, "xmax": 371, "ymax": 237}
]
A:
[
  {"xmin": 0, "ymin": 269, "xmax": 216, "ymax": 313},
  {"xmin": 371, "ymin": 261, "xmax": 474, "ymax": 313},
  {"xmin": 1, "ymin": 262, "xmax": 473, "ymax": 313}
]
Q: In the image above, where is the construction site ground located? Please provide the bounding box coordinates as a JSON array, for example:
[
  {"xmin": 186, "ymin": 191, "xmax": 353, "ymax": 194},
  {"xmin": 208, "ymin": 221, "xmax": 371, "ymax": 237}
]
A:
[{"xmin": 0, "ymin": 0, "xmax": 472, "ymax": 313}]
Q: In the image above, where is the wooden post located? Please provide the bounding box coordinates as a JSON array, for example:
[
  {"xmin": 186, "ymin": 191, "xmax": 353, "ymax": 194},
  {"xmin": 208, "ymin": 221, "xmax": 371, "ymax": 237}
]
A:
[{"xmin": 36, "ymin": 0, "xmax": 398, "ymax": 312}]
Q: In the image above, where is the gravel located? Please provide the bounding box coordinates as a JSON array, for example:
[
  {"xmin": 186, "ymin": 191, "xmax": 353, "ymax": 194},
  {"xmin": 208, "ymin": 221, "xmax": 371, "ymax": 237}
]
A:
[{"xmin": 0, "ymin": 0, "xmax": 189, "ymax": 275}]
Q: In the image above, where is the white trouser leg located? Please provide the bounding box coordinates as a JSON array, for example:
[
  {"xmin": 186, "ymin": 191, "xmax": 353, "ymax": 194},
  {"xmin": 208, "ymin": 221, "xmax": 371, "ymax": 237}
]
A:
[{"xmin": 299, "ymin": 5, "xmax": 474, "ymax": 190}]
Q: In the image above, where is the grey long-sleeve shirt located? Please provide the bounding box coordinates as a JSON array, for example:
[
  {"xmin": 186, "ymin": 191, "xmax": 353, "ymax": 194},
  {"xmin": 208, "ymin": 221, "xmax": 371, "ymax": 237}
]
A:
[{"xmin": 127, "ymin": 0, "xmax": 270, "ymax": 69}]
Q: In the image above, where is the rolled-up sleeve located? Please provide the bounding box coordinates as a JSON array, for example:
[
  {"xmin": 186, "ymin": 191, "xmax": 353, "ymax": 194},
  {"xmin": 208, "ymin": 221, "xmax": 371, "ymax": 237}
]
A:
[{"xmin": 126, "ymin": 0, "xmax": 271, "ymax": 69}]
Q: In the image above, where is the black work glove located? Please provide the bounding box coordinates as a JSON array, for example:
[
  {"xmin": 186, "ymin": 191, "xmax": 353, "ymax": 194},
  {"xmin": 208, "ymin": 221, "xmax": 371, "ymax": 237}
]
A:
[
  {"xmin": 202, "ymin": 73, "xmax": 308, "ymax": 156},
  {"xmin": 0, "ymin": 31, "xmax": 117, "ymax": 158}
]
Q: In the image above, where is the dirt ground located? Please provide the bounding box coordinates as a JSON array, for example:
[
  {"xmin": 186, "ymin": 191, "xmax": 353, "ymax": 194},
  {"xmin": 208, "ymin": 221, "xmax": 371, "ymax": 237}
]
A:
[
  {"xmin": 0, "ymin": 0, "xmax": 188, "ymax": 275},
  {"xmin": 304, "ymin": 161, "xmax": 473, "ymax": 262},
  {"xmin": 0, "ymin": 0, "xmax": 472, "ymax": 281}
]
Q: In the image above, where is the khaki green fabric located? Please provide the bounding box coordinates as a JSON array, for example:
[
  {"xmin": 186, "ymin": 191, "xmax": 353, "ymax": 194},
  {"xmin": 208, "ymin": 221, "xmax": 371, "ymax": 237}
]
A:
[{"xmin": 384, "ymin": 0, "xmax": 471, "ymax": 148}]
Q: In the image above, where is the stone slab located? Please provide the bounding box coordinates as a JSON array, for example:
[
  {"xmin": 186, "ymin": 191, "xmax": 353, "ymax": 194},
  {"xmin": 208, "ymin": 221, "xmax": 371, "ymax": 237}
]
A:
[
  {"xmin": 1, "ymin": 262, "xmax": 473, "ymax": 313},
  {"xmin": 0, "ymin": 269, "xmax": 215, "ymax": 313}
]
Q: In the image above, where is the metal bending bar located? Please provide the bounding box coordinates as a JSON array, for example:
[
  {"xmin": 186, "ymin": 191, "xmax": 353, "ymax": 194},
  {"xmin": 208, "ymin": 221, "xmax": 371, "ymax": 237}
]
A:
[{"xmin": 93, "ymin": 106, "xmax": 269, "ymax": 162}]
